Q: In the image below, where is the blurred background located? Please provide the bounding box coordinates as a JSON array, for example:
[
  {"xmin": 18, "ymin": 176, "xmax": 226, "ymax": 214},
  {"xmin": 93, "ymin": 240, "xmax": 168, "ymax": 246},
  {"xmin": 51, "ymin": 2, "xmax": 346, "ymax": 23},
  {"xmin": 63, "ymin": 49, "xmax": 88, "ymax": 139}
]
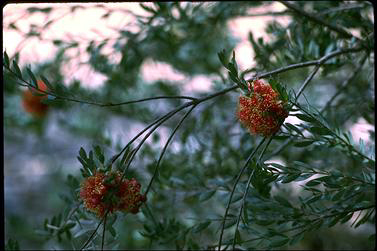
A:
[{"xmin": 3, "ymin": 2, "xmax": 374, "ymax": 250}]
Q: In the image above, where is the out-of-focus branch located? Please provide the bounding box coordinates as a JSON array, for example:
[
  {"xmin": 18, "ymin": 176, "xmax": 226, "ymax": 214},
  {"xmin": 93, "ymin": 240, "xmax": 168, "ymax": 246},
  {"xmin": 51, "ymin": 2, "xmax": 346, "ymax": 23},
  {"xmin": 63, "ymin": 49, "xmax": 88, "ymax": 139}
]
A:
[
  {"xmin": 279, "ymin": 1, "xmax": 361, "ymax": 40},
  {"xmin": 318, "ymin": 3, "xmax": 366, "ymax": 16}
]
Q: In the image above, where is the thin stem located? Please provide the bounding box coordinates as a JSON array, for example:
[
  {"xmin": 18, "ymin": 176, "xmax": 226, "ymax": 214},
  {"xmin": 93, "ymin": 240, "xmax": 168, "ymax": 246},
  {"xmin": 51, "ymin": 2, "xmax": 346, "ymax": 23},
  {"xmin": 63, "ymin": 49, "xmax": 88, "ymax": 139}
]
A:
[
  {"xmin": 295, "ymin": 64, "xmax": 321, "ymax": 99},
  {"xmin": 4, "ymin": 64, "xmax": 197, "ymax": 106},
  {"xmin": 231, "ymin": 137, "xmax": 273, "ymax": 249},
  {"xmin": 266, "ymin": 53, "xmax": 369, "ymax": 159},
  {"xmin": 322, "ymin": 54, "xmax": 368, "ymax": 112},
  {"xmin": 217, "ymin": 137, "xmax": 267, "ymax": 251},
  {"xmin": 80, "ymin": 212, "xmax": 108, "ymax": 250},
  {"xmin": 243, "ymin": 47, "xmax": 363, "ymax": 78},
  {"xmin": 229, "ymin": 47, "xmax": 357, "ymax": 248},
  {"xmin": 244, "ymin": 11, "xmax": 290, "ymax": 17},
  {"xmin": 120, "ymin": 102, "xmax": 193, "ymax": 181},
  {"xmin": 101, "ymin": 213, "xmax": 108, "ymax": 251},
  {"xmin": 317, "ymin": 4, "xmax": 366, "ymax": 16},
  {"xmin": 226, "ymin": 204, "xmax": 375, "ymax": 248},
  {"xmin": 108, "ymin": 102, "xmax": 192, "ymax": 168},
  {"xmin": 293, "ymin": 101, "xmax": 375, "ymax": 163},
  {"xmin": 145, "ymin": 105, "xmax": 196, "ymax": 196},
  {"xmin": 145, "ymin": 204, "xmax": 158, "ymax": 227}
]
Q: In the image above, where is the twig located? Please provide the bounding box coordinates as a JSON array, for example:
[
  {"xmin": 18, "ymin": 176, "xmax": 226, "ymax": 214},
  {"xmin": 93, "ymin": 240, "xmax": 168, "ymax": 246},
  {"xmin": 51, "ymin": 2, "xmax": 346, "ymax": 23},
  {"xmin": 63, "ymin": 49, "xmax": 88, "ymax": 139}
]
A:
[
  {"xmin": 119, "ymin": 102, "xmax": 193, "ymax": 181},
  {"xmin": 322, "ymin": 54, "xmax": 368, "ymax": 112},
  {"xmin": 243, "ymin": 47, "xmax": 363, "ymax": 78},
  {"xmin": 4, "ymin": 64, "xmax": 197, "ymax": 106},
  {"xmin": 231, "ymin": 137, "xmax": 273, "ymax": 249},
  {"xmin": 226, "ymin": 46, "xmax": 355, "ymax": 249},
  {"xmin": 80, "ymin": 211, "xmax": 108, "ymax": 250},
  {"xmin": 292, "ymin": 101, "xmax": 375, "ymax": 163},
  {"xmin": 101, "ymin": 213, "xmax": 108, "ymax": 251},
  {"xmin": 145, "ymin": 105, "xmax": 197, "ymax": 195},
  {"xmin": 317, "ymin": 4, "xmax": 366, "ymax": 16},
  {"xmin": 244, "ymin": 10, "xmax": 290, "ymax": 17},
  {"xmin": 265, "ymin": 53, "xmax": 369, "ymax": 159},
  {"xmin": 217, "ymin": 137, "xmax": 267, "ymax": 251}
]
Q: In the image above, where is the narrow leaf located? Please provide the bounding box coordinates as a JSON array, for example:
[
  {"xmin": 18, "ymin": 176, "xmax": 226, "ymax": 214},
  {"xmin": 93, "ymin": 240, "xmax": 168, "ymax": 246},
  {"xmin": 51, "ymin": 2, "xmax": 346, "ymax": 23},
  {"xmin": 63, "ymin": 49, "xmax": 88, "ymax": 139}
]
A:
[
  {"xmin": 4, "ymin": 51, "xmax": 10, "ymax": 67},
  {"xmin": 193, "ymin": 221, "xmax": 211, "ymax": 233},
  {"xmin": 12, "ymin": 61, "xmax": 22, "ymax": 78},
  {"xmin": 199, "ymin": 190, "xmax": 216, "ymax": 202},
  {"xmin": 26, "ymin": 67, "xmax": 38, "ymax": 87},
  {"xmin": 295, "ymin": 113, "xmax": 317, "ymax": 123},
  {"xmin": 294, "ymin": 140, "xmax": 315, "ymax": 147}
]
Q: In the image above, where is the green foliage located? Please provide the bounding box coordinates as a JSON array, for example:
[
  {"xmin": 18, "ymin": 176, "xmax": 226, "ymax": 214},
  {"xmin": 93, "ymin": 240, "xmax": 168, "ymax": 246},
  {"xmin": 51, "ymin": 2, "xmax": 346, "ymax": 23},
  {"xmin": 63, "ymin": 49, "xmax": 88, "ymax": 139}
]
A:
[
  {"xmin": 5, "ymin": 238, "xmax": 20, "ymax": 251},
  {"xmin": 3, "ymin": 2, "xmax": 374, "ymax": 250}
]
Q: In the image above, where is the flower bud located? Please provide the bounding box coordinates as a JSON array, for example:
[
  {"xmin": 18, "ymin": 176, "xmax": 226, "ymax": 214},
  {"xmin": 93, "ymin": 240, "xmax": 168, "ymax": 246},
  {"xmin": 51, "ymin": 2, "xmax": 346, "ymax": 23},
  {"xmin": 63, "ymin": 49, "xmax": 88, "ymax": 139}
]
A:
[
  {"xmin": 237, "ymin": 79, "xmax": 288, "ymax": 136},
  {"xmin": 79, "ymin": 171, "xmax": 146, "ymax": 218}
]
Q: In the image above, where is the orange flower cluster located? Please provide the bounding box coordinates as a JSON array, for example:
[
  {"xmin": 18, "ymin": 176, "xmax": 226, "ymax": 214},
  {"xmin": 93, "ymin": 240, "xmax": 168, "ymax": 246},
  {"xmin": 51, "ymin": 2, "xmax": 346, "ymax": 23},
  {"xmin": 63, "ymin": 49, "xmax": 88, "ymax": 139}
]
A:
[
  {"xmin": 22, "ymin": 80, "xmax": 49, "ymax": 117},
  {"xmin": 79, "ymin": 172, "xmax": 147, "ymax": 218},
  {"xmin": 237, "ymin": 79, "xmax": 289, "ymax": 137}
]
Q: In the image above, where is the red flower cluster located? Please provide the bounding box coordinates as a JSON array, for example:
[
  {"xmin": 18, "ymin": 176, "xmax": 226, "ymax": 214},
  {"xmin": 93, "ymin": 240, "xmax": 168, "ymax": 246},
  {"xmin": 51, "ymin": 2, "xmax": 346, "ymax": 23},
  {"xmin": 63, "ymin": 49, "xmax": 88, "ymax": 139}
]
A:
[
  {"xmin": 79, "ymin": 171, "xmax": 147, "ymax": 218},
  {"xmin": 237, "ymin": 79, "xmax": 289, "ymax": 137},
  {"xmin": 22, "ymin": 80, "xmax": 49, "ymax": 118}
]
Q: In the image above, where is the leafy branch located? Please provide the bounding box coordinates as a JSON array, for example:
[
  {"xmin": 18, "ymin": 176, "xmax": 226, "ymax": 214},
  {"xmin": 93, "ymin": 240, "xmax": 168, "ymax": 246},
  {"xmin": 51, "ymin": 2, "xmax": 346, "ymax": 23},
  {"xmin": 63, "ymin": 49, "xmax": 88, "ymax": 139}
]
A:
[
  {"xmin": 266, "ymin": 53, "xmax": 369, "ymax": 159},
  {"xmin": 291, "ymin": 100, "xmax": 375, "ymax": 164}
]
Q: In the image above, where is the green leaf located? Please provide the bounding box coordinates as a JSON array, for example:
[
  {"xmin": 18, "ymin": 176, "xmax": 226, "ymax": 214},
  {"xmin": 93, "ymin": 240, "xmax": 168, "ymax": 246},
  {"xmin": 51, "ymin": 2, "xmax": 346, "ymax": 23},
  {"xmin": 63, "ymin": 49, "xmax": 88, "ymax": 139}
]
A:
[
  {"xmin": 193, "ymin": 221, "xmax": 211, "ymax": 233},
  {"xmin": 235, "ymin": 229, "xmax": 242, "ymax": 244},
  {"xmin": 285, "ymin": 123, "xmax": 304, "ymax": 136},
  {"xmin": 355, "ymin": 209, "xmax": 373, "ymax": 228},
  {"xmin": 12, "ymin": 61, "xmax": 22, "ymax": 78},
  {"xmin": 295, "ymin": 113, "xmax": 317, "ymax": 123},
  {"xmin": 294, "ymin": 140, "xmax": 315, "ymax": 147},
  {"xmin": 306, "ymin": 194, "xmax": 322, "ymax": 204},
  {"xmin": 340, "ymin": 212, "xmax": 353, "ymax": 223},
  {"xmin": 4, "ymin": 51, "xmax": 10, "ymax": 67},
  {"xmin": 5, "ymin": 238, "xmax": 20, "ymax": 251},
  {"xmin": 231, "ymin": 50, "xmax": 237, "ymax": 73},
  {"xmin": 310, "ymin": 126, "xmax": 331, "ymax": 135},
  {"xmin": 108, "ymin": 225, "xmax": 116, "ymax": 237},
  {"xmin": 305, "ymin": 179, "xmax": 321, "ymax": 187},
  {"xmin": 228, "ymin": 70, "xmax": 239, "ymax": 83},
  {"xmin": 79, "ymin": 147, "xmax": 87, "ymax": 160},
  {"xmin": 217, "ymin": 49, "xmax": 228, "ymax": 67},
  {"xmin": 199, "ymin": 190, "xmax": 216, "ymax": 202},
  {"xmin": 255, "ymin": 219, "xmax": 275, "ymax": 226},
  {"xmin": 281, "ymin": 173, "xmax": 300, "ymax": 183},
  {"xmin": 272, "ymin": 135, "xmax": 290, "ymax": 140},
  {"xmin": 94, "ymin": 145, "xmax": 105, "ymax": 164},
  {"xmin": 64, "ymin": 222, "xmax": 76, "ymax": 230},
  {"xmin": 269, "ymin": 237, "xmax": 289, "ymax": 247},
  {"xmin": 26, "ymin": 67, "xmax": 38, "ymax": 87}
]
